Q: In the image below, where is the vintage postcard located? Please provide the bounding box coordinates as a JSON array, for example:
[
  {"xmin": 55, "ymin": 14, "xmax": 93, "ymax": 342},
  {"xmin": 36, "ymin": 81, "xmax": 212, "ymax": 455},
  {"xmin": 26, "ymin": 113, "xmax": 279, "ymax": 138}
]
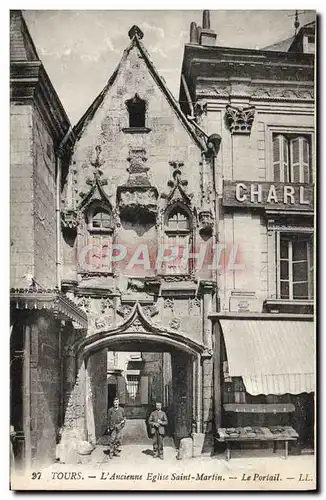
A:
[{"xmin": 10, "ymin": 9, "xmax": 316, "ymax": 491}]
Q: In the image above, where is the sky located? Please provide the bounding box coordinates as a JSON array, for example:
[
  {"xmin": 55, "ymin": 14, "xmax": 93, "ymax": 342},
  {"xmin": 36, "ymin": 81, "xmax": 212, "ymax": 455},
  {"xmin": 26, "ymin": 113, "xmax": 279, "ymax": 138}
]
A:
[{"xmin": 23, "ymin": 10, "xmax": 316, "ymax": 125}]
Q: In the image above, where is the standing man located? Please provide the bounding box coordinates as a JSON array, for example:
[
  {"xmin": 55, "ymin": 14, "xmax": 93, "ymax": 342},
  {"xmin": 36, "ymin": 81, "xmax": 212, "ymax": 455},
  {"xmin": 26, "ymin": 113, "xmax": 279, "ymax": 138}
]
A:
[
  {"xmin": 107, "ymin": 397, "xmax": 126, "ymax": 458},
  {"xmin": 148, "ymin": 402, "xmax": 168, "ymax": 460}
]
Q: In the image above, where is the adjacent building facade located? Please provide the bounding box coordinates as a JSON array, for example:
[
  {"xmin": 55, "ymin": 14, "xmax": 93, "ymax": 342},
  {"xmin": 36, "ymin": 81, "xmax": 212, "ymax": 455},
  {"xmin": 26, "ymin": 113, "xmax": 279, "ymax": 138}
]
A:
[
  {"xmin": 10, "ymin": 10, "xmax": 315, "ymax": 469},
  {"xmin": 180, "ymin": 12, "xmax": 315, "ymax": 449}
]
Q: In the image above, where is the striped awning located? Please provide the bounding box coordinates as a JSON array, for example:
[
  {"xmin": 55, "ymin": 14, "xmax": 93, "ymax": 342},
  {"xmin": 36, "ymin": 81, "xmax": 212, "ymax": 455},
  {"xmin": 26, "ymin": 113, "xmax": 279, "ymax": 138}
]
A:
[{"xmin": 220, "ymin": 319, "xmax": 315, "ymax": 396}]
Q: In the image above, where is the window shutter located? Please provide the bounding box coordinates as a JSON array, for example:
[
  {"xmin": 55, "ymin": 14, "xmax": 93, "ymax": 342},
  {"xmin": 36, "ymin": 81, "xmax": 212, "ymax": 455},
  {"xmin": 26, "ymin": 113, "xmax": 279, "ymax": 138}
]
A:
[
  {"xmin": 283, "ymin": 135, "xmax": 289, "ymax": 181},
  {"xmin": 290, "ymin": 136, "xmax": 301, "ymax": 183},
  {"xmin": 273, "ymin": 134, "xmax": 289, "ymax": 181},
  {"xmin": 302, "ymin": 137, "xmax": 310, "ymax": 183},
  {"xmin": 273, "ymin": 134, "xmax": 281, "ymax": 181}
]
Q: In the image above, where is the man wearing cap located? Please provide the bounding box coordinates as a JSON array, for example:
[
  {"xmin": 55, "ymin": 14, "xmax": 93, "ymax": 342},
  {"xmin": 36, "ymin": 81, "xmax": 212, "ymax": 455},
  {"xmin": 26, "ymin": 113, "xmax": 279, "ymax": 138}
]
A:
[
  {"xmin": 107, "ymin": 398, "xmax": 126, "ymax": 458},
  {"xmin": 148, "ymin": 402, "xmax": 168, "ymax": 460}
]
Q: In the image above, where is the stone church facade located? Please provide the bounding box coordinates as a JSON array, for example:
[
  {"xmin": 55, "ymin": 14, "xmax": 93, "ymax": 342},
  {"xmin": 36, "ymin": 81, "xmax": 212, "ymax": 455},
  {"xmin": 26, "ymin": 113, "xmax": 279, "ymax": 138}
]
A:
[{"xmin": 10, "ymin": 10, "xmax": 315, "ymax": 468}]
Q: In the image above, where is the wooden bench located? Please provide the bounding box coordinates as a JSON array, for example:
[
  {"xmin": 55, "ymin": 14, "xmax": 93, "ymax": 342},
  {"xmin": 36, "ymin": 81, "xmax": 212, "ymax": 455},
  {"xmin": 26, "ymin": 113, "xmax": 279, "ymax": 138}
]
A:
[{"xmin": 216, "ymin": 426, "xmax": 299, "ymax": 461}]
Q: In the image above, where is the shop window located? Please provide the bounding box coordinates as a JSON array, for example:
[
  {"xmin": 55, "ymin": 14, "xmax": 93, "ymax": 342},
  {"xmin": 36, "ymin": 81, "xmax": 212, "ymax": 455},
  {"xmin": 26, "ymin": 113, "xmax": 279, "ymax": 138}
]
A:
[
  {"xmin": 163, "ymin": 205, "xmax": 192, "ymax": 275},
  {"xmin": 277, "ymin": 233, "xmax": 313, "ymax": 300},
  {"xmin": 273, "ymin": 134, "xmax": 312, "ymax": 184},
  {"xmin": 126, "ymin": 93, "xmax": 146, "ymax": 128}
]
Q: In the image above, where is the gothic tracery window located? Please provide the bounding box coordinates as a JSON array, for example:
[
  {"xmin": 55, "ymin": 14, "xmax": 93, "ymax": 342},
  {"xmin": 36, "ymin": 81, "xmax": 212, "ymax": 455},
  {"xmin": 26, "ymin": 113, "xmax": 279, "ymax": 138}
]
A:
[
  {"xmin": 83, "ymin": 203, "xmax": 113, "ymax": 273},
  {"xmin": 163, "ymin": 205, "xmax": 192, "ymax": 275}
]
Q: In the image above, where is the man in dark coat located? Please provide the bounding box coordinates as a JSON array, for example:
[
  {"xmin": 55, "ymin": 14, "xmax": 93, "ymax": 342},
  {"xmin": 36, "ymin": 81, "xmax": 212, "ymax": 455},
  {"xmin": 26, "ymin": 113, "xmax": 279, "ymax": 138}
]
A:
[
  {"xmin": 107, "ymin": 398, "xmax": 125, "ymax": 458},
  {"xmin": 148, "ymin": 402, "xmax": 168, "ymax": 460}
]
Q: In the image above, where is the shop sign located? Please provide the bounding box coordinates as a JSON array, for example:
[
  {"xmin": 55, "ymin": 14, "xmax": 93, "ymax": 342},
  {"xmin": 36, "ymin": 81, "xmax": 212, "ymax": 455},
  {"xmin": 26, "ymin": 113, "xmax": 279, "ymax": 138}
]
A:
[{"xmin": 223, "ymin": 181, "xmax": 314, "ymax": 211}]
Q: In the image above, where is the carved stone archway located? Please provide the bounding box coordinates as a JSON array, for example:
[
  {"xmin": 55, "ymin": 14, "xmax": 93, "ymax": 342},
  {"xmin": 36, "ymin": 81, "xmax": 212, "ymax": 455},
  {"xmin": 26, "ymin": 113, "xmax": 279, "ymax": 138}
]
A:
[{"xmin": 60, "ymin": 302, "xmax": 208, "ymax": 456}]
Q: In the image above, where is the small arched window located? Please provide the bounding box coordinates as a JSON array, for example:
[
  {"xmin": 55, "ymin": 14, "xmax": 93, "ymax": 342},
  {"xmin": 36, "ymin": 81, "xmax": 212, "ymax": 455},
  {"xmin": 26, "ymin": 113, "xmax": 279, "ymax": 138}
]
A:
[
  {"xmin": 91, "ymin": 208, "xmax": 112, "ymax": 230},
  {"xmin": 87, "ymin": 206, "xmax": 113, "ymax": 232},
  {"xmin": 167, "ymin": 209, "xmax": 190, "ymax": 232},
  {"xmin": 82, "ymin": 204, "xmax": 113, "ymax": 274},
  {"xmin": 164, "ymin": 206, "xmax": 192, "ymax": 275},
  {"xmin": 126, "ymin": 93, "xmax": 146, "ymax": 128}
]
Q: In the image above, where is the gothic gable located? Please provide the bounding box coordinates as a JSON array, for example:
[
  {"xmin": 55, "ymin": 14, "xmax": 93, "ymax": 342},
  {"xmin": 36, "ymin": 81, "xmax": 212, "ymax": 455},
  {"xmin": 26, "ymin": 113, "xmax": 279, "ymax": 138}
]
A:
[{"xmin": 64, "ymin": 25, "xmax": 205, "ymax": 215}]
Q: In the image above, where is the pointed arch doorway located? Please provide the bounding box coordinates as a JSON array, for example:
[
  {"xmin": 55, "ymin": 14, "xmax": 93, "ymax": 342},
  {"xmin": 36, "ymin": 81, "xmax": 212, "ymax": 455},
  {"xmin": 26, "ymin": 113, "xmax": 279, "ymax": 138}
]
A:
[{"xmin": 64, "ymin": 303, "xmax": 206, "ymax": 449}]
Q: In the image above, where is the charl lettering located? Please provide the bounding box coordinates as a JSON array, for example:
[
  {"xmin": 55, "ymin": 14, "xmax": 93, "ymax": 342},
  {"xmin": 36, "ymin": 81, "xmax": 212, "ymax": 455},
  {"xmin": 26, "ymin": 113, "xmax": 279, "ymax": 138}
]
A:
[{"xmin": 235, "ymin": 183, "xmax": 310, "ymax": 205}]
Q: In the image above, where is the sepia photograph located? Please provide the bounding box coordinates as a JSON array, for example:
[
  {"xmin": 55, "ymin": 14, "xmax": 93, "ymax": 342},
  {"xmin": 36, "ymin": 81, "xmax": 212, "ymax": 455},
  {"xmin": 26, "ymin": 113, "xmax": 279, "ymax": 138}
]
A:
[{"xmin": 9, "ymin": 8, "xmax": 316, "ymax": 491}]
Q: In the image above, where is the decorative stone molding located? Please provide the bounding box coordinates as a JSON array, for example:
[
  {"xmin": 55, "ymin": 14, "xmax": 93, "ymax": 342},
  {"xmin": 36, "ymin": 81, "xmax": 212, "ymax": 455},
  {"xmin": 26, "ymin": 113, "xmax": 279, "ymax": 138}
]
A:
[
  {"xmin": 163, "ymin": 274, "xmax": 196, "ymax": 283},
  {"xmin": 169, "ymin": 317, "xmax": 181, "ymax": 330},
  {"xmin": 90, "ymin": 145, "xmax": 105, "ymax": 170},
  {"xmin": 225, "ymin": 104, "xmax": 255, "ymax": 134},
  {"xmin": 117, "ymin": 148, "xmax": 158, "ymax": 223},
  {"xmin": 252, "ymin": 87, "xmax": 314, "ymax": 100},
  {"xmin": 161, "ymin": 161, "xmax": 193, "ymax": 206},
  {"xmin": 198, "ymin": 209, "xmax": 214, "ymax": 237},
  {"xmin": 10, "ymin": 56, "xmax": 71, "ymax": 146},
  {"xmin": 189, "ymin": 297, "xmax": 201, "ymax": 314},
  {"xmin": 117, "ymin": 304, "xmax": 133, "ymax": 318},
  {"xmin": 229, "ymin": 290, "xmax": 260, "ymax": 313},
  {"xmin": 76, "ymin": 145, "xmax": 113, "ymax": 216},
  {"xmin": 100, "ymin": 297, "xmax": 113, "ymax": 314},
  {"xmin": 77, "ymin": 302, "xmax": 207, "ymax": 360},
  {"xmin": 198, "ymin": 280, "xmax": 216, "ymax": 295},
  {"xmin": 95, "ymin": 317, "xmax": 108, "ymax": 330},
  {"xmin": 163, "ymin": 298, "xmax": 174, "ymax": 311},
  {"xmin": 10, "ymin": 288, "xmax": 88, "ymax": 328},
  {"xmin": 61, "ymin": 209, "xmax": 80, "ymax": 231},
  {"xmin": 143, "ymin": 305, "xmax": 159, "ymax": 318},
  {"xmin": 202, "ymin": 181, "xmax": 213, "ymax": 206},
  {"xmin": 75, "ymin": 296, "xmax": 91, "ymax": 314},
  {"xmin": 194, "ymin": 100, "xmax": 207, "ymax": 120},
  {"xmin": 213, "ymin": 86, "xmax": 230, "ymax": 97},
  {"xmin": 201, "ymin": 348, "xmax": 213, "ymax": 359},
  {"xmin": 132, "ymin": 318, "xmax": 145, "ymax": 332}
]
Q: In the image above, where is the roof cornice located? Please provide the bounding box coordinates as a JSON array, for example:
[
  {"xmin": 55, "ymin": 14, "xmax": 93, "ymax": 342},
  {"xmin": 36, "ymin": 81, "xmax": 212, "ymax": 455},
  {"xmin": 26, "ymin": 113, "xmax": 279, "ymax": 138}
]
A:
[
  {"xmin": 182, "ymin": 43, "xmax": 314, "ymax": 81},
  {"xmin": 10, "ymin": 60, "xmax": 71, "ymax": 146}
]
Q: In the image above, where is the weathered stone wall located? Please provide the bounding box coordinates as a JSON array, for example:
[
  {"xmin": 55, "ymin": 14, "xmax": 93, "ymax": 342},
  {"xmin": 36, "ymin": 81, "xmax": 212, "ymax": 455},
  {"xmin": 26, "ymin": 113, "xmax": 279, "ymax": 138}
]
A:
[
  {"xmin": 30, "ymin": 313, "xmax": 61, "ymax": 466},
  {"xmin": 61, "ymin": 35, "xmax": 215, "ymax": 449},
  {"xmin": 62, "ymin": 40, "xmax": 215, "ymax": 285},
  {"xmin": 32, "ymin": 105, "xmax": 57, "ymax": 288},
  {"xmin": 142, "ymin": 352, "xmax": 164, "ymax": 406},
  {"xmin": 10, "ymin": 102, "xmax": 57, "ymax": 289},
  {"xmin": 87, "ymin": 349, "xmax": 108, "ymax": 441},
  {"xmin": 70, "ymin": 45, "xmax": 202, "ymax": 208},
  {"xmin": 10, "ymin": 103, "xmax": 34, "ymax": 288}
]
